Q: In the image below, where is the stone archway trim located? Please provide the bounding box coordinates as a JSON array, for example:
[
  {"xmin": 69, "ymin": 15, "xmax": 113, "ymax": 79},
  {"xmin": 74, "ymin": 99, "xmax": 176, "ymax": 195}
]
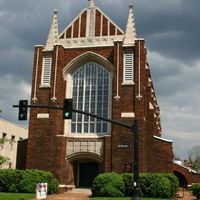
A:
[
  {"xmin": 66, "ymin": 152, "xmax": 103, "ymax": 163},
  {"xmin": 63, "ymin": 51, "xmax": 113, "ymax": 78}
]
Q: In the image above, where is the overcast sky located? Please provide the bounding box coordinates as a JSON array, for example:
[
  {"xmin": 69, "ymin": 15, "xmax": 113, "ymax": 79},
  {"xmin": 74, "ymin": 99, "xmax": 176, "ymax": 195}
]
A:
[{"xmin": 0, "ymin": 0, "xmax": 199, "ymax": 159}]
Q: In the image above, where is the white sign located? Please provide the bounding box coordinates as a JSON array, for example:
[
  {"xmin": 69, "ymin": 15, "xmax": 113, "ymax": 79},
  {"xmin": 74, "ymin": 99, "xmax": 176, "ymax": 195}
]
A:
[{"xmin": 36, "ymin": 183, "xmax": 48, "ymax": 200}]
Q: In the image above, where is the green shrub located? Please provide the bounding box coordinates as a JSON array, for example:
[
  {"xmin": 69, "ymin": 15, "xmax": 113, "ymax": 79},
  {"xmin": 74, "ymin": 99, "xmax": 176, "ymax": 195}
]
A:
[
  {"xmin": 0, "ymin": 169, "xmax": 58, "ymax": 194},
  {"xmin": 18, "ymin": 170, "xmax": 41, "ymax": 193},
  {"xmin": 140, "ymin": 174, "xmax": 171, "ymax": 198},
  {"xmin": 189, "ymin": 184, "xmax": 200, "ymax": 199},
  {"xmin": 121, "ymin": 173, "xmax": 133, "ymax": 196},
  {"xmin": 0, "ymin": 169, "xmax": 21, "ymax": 192},
  {"xmin": 139, "ymin": 173, "xmax": 152, "ymax": 196},
  {"xmin": 164, "ymin": 174, "xmax": 179, "ymax": 196},
  {"xmin": 92, "ymin": 172, "xmax": 178, "ymax": 198},
  {"xmin": 47, "ymin": 178, "xmax": 59, "ymax": 194},
  {"xmin": 149, "ymin": 174, "xmax": 171, "ymax": 198},
  {"xmin": 140, "ymin": 173, "xmax": 178, "ymax": 198},
  {"xmin": 18, "ymin": 170, "xmax": 58, "ymax": 194},
  {"xmin": 92, "ymin": 172, "xmax": 125, "ymax": 197}
]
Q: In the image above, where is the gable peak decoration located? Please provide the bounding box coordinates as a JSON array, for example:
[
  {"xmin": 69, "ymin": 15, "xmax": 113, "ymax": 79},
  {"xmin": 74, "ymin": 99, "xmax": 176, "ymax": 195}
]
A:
[
  {"xmin": 45, "ymin": 9, "xmax": 59, "ymax": 51},
  {"xmin": 88, "ymin": 0, "xmax": 95, "ymax": 8},
  {"xmin": 57, "ymin": 1, "xmax": 124, "ymax": 48},
  {"xmin": 86, "ymin": 0, "xmax": 96, "ymax": 37},
  {"xmin": 123, "ymin": 4, "xmax": 137, "ymax": 46}
]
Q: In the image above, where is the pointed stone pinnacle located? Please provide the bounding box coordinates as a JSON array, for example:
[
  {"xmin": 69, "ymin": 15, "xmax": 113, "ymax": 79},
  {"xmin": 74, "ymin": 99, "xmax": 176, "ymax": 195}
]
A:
[
  {"xmin": 123, "ymin": 4, "xmax": 137, "ymax": 45},
  {"xmin": 54, "ymin": 9, "xmax": 58, "ymax": 14},
  {"xmin": 45, "ymin": 9, "xmax": 59, "ymax": 50}
]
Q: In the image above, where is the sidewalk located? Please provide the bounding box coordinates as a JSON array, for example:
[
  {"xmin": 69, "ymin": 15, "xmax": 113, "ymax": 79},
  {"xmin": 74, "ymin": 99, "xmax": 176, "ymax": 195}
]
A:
[
  {"xmin": 33, "ymin": 188, "xmax": 197, "ymax": 200},
  {"xmin": 175, "ymin": 188, "xmax": 197, "ymax": 200},
  {"xmin": 42, "ymin": 189, "xmax": 91, "ymax": 200}
]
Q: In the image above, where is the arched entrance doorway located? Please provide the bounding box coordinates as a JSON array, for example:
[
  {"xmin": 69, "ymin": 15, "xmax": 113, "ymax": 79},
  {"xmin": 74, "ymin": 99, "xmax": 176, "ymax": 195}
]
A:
[
  {"xmin": 74, "ymin": 160, "xmax": 100, "ymax": 188},
  {"xmin": 68, "ymin": 152, "xmax": 103, "ymax": 188},
  {"xmin": 174, "ymin": 171, "xmax": 188, "ymax": 187}
]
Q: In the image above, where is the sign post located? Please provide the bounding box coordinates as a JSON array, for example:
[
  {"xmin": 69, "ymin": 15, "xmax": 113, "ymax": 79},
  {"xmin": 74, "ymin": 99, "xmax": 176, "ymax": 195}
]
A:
[
  {"xmin": 132, "ymin": 121, "xmax": 140, "ymax": 200},
  {"xmin": 36, "ymin": 183, "xmax": 47, "ymax": 200}
]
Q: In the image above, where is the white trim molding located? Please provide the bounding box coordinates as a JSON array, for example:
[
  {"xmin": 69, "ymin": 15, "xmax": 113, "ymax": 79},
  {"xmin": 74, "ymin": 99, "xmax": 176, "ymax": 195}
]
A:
[
  {"xmin": 149, "ymin": 102, "xmax": 154, "ymax": 110},
  {"xmin": 121, "ymin": 112, "xmax": 135, "ymax": 118},
  {"xmin": 153, "ymin": 135, "xmax": 173, "ymax": 143},
  {"xmin": 37, "ymin": 113, "xmax": 49, "ymax": 119}
]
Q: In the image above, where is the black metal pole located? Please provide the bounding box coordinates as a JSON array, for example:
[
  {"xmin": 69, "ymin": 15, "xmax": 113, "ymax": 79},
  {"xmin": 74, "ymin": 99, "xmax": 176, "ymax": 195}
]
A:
[
  {"xmin": 73, "ymin": 108, "xmax": 132, "ymax": 129},
  {"xmin": 132, "ymin": 120, "xmax": 140, "ymax": 200},
  {"xmin": 13, "ymin": 104, "xmax": 132, "ymax": 129}
]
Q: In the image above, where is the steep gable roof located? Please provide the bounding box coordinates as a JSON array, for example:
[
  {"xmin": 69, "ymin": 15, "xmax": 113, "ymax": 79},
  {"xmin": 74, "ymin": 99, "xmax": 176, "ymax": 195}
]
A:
[
  {"xmin": 59, "ymin": 6, "xmax": 124, "ymax": 39},
  {"xmin": 44, "ymin": 0, "xmax": 138, "ymax": 49}
]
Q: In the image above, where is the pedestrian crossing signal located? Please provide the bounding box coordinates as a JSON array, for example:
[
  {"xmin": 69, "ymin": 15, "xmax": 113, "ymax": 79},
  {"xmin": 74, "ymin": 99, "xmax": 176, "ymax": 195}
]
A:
[
  {"xmin": 63, "ymin": 99, "xmax": 73, "ymax": 119},
  {"xmin": 18, "ymin": 100, "xmax": 28, "ymax": 120}
]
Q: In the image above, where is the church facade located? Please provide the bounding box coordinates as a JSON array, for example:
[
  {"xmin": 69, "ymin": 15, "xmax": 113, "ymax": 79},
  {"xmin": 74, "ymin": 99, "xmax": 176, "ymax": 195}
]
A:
[{"xmin": 27, "ymin": 0, "xmax": 174, "ymax": 188}]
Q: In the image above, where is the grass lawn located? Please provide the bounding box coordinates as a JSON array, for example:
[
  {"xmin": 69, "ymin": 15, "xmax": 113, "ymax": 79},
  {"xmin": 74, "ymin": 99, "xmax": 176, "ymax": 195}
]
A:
[
  {"xmin": 91, "ymin": 198, "xmax": 170, "ymax": 200},
  {"xmin": 0, "ymin": 192, "xmax": 35, "ymax": 200}
]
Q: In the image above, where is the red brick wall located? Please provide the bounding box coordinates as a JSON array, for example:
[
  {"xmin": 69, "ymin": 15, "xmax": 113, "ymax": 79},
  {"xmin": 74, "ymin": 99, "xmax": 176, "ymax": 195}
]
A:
[
  {"xmin": 95, "ymin": 9, "xmax": 101, "ymax": 36},
  {"xmin": 173, "ymin": 163, "xmax": 200, "ymax": 185},
  {"xmin": 16, "ymin": 139, "xmax": 27, "ymax": 169},
  {"xmin": 27, "ymin": 39, "xmax": 174, "ymax": 185},
  {"xmin": 80, "ymin": 11, "xmax": 87, "ymax": 37}
]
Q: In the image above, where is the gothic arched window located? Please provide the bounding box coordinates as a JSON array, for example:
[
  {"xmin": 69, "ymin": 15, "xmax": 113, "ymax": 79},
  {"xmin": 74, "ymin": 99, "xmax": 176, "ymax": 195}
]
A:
[{"xmin": 71, "ymin": 62, "xmax": 110, "ymax": 134}]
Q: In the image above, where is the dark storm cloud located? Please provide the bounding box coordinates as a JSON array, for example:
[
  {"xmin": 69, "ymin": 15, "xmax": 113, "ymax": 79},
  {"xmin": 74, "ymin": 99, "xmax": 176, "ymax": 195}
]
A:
[
  {"xmin": 0, "ymin": 47, "xmax": 33, "ymax": 82},
  {"xmin": 135, "ymin": 0, "xmax": 200, "ymax": 62},
  {"xmin": 0, "ymin": 74, "xmax": 31, "ymax": 127}
]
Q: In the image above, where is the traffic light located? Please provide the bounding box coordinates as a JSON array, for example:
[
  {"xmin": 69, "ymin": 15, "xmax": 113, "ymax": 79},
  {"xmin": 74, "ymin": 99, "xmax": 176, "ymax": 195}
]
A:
[
  {"xmin": 18, "ymin": 100, "xmax": 28, "ymax": 120},
  {"xmin": 63, "ymin": 99, "xmax": 73, "ymax": 119}
]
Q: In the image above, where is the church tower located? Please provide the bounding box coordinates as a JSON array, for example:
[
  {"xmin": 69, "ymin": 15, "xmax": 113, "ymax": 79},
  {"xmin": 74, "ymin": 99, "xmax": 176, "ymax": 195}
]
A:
[{"xmin": 27, "ymin": 0, "xmax": 173, "ymax": 189}]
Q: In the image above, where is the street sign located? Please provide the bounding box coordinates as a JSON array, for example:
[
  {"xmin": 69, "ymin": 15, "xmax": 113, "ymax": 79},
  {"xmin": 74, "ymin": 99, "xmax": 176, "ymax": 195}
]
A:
[{"xmin": 117, "ymin": 144, "xmax": 132, "ymax": 148}]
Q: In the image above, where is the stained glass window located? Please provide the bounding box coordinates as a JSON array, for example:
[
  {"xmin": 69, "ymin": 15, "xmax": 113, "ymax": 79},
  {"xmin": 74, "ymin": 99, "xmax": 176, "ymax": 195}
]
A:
[{"xmin": 71, "ymin": 62, "xmax": 110, "ymax": 134}]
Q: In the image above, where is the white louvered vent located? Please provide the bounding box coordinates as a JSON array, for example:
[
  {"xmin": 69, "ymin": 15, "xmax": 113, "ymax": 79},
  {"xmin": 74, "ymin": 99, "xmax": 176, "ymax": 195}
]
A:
[
  {"xmin": 123, "ymin": 53, "xmax": 134, "ymax": 83},
  {"xmin": 41, "ymin": 57, "xmax": 52, "ymax": 86}
]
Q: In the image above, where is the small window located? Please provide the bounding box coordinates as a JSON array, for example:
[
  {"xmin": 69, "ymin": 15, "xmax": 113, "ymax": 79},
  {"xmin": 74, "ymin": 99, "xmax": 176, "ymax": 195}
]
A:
[
  {"xmin": 11, "ymin": 135, "xmax": 15, "ymax": 140},
  {"xmin": 123, "ymin": 53, "xmax": 134, "ymax": 84},
  {"xmin": 41, "ymin": 57, "xmax": 52, "ymax": 86},
  {"xmin": 2, "ymin": 133, "xmax": 6, "ymax": 138}
]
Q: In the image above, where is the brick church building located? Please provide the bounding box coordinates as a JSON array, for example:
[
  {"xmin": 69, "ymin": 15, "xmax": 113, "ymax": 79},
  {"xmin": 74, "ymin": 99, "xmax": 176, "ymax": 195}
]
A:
[{"xmin": 27, "ymin": 0, "xmax": 175, "ymax": 188}]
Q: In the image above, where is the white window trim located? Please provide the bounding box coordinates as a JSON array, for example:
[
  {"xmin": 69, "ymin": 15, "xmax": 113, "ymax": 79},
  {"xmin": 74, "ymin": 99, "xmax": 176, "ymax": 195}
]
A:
[
  {"xmin": 122, "ymin": 53, "xmax": 134, "ymax": 85},
  {"xmin": 64, "ymin": 62, "xmax": 112, "ymax": 137},
  {"xmin": 40, "ymin": 57, "xmax": 52, "ymax": 87}
]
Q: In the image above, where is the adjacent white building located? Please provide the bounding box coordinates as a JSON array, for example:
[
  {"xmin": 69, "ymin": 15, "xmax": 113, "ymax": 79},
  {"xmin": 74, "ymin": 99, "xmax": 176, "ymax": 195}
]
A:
[{"xmin": 0, "ymin": 118, "xmax": 28, "ymax": 169}]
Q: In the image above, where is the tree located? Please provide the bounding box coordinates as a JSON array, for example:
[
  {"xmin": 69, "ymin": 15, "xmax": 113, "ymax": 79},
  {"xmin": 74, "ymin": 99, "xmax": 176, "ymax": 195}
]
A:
[
  {"xmin": 0, "ymin": 155, "xmax": 10, "ymax": 166},
  {"xmin": 0, "ymin": 137, "xmax": 14, "ymax": 168},
  {"xmin": 188, "ymin": 145, "xmax": 200, "ymax": 173}
]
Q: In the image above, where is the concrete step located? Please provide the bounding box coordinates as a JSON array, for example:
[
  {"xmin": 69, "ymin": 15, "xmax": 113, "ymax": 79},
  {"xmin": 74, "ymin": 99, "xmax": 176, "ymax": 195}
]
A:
[{"xmin": 72, "ymin": 188, "xmax": 92, "ymax": 196}]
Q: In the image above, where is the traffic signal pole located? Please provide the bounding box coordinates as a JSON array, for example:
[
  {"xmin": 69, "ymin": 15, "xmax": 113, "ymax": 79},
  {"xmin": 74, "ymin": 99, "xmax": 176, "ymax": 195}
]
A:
[
  {"xmin": 13, "ymin": 104, "xmax": 132, "ymax": 129},
  {"xmin": 18, "ymin": 100, "xmax": 28, "ymax": 120},
  {"xmin": 13, "ymin": 101, "xmax": 140, "ymax": 199},
  {"xmin": 132, "ymin": 121, "xmax": 140, "ymax": 200}
]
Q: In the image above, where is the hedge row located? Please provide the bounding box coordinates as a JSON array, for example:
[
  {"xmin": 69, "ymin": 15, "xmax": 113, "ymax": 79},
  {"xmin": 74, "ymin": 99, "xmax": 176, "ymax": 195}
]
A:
[
  {"xmin": 189, "ymin": 184, "xmax": 200, "ymax": 199},
  {"xmin": 92, "ymin": 172, "xmax": 179, "ymax": 198},
  {"xmin": 0, "ymin": 169, "xmax": 59, "ymax": 194}
]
